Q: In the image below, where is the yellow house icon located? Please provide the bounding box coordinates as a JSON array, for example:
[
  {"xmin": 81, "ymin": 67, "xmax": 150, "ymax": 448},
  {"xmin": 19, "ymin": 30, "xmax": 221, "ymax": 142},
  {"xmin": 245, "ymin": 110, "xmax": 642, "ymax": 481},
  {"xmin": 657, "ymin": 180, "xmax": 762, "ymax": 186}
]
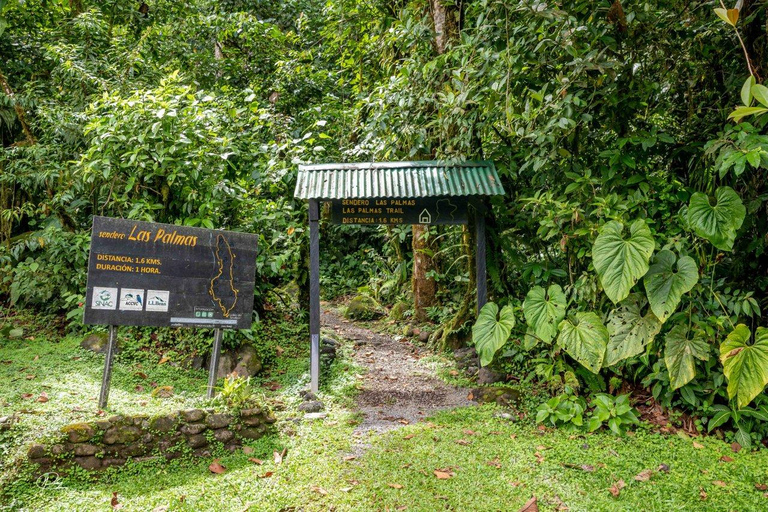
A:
[{"xmin": 419, "ymin": 209, "xmax": 432, "ymax": 224}]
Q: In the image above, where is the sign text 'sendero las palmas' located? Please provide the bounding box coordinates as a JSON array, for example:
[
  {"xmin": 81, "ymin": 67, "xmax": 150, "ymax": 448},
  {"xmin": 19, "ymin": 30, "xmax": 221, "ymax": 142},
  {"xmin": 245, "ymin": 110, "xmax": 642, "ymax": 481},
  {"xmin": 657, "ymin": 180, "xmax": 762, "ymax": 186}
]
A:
[{"xmin": 84, "ymin": 216, "xmax": 258, "ymax": 329}]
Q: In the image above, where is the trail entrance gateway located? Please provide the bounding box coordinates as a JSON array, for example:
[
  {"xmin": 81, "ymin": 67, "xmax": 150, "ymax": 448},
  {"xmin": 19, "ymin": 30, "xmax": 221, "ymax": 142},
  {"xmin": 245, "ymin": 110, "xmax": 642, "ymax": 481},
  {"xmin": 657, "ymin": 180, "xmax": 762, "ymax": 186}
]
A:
[
  {"xmin": 84, "ymin": 216, "xmax": 258, "ymax": 406},
  {"xmin": 295, "ymin": 161, "xmax": 505, "ymax": 392}
]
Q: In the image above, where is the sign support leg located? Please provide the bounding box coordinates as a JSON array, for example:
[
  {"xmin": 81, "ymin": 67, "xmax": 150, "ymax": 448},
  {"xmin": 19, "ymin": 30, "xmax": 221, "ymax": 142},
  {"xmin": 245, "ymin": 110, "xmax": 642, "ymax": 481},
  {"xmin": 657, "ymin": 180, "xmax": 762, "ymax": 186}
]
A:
[
  {"xmin": 475, "ymin": 206, "xmax": 487, "ymax": 314},
  {"xmin": 207, "ymin": 328, "xmax": 223, "ymax": 398},
  {"xmin": 98, "ymin": 325, "xmax": 117, "ymax": 409},
  {"xmin": 309, "ymin": 199, "xmax": 321, "ymax": 393}
]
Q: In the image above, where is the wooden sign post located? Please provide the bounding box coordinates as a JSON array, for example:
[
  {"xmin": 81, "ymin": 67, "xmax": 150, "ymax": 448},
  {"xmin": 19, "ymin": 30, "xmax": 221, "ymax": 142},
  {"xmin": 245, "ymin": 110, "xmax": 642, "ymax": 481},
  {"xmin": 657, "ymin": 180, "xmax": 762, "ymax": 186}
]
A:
[
  {"xmin": 83, "ymin": 216, "xmax": 258, "ymax": 407},
  {"xmin": 98, "ymin": 325, "xmax": 117, "ymax": 409}
]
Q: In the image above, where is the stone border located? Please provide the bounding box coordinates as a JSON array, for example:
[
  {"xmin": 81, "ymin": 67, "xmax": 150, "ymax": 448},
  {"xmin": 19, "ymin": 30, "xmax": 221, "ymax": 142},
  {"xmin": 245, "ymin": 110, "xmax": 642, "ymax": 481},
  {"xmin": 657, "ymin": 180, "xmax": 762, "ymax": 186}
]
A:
[{"xmin": 26, "ymin": 406, "xmax": 275, "ymax": 474}]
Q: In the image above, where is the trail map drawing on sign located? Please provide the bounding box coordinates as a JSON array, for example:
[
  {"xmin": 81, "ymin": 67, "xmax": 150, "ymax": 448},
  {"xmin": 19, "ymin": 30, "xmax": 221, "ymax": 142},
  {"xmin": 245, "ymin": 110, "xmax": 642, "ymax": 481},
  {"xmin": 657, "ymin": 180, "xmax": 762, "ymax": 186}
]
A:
[
  {"xmin": 436, "ymin": 198, "xmax": 459, "ymax": 223},
  {"xmin": 209, "ymin": 234, "xmax": 239, "ymax": 317}
]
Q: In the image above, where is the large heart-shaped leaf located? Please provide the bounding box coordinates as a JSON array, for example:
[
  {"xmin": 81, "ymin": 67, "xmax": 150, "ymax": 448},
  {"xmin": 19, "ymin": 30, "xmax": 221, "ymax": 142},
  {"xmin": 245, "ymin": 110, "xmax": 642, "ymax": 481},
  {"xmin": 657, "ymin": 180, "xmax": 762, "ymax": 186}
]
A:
[
  {"xmin": 523, "ymin": 284, "xmax": 567, "ymax": 346},
  {"xmin": 644, "ymin": 250, "xmax": 699, "ymax": 322},
  {"xmin": 593, "ymin": 220, "xmax": 655, "ymax": 304},
  {"xmin": 472, "ymin": 302, "xmax": 516, "ymax": 367},
  {"xmin": 720, "ymin": 324, "xmax": 768, "ymax": 408},
  {"xmin": 605, "ymin": 294, "xmax": 661, "ymax": 367},
  {"xmin": 557, "ymin": 312, "xmax": 609, "ymax": 374},
  {"xmin": 687, "ymin": 187, "xmax": 745, "ymax": 251},
  {"xmin": 664, "ymin": 325, "xmax": 709, "ymax": 390}
]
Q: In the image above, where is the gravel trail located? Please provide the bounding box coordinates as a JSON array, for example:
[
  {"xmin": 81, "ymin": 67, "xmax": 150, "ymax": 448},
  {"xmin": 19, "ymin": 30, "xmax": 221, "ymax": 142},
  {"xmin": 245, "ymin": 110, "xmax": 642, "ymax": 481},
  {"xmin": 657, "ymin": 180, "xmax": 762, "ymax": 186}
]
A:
[{"xmin": 321, "ymin": 308, "xmax": 473, "ymax": 441}]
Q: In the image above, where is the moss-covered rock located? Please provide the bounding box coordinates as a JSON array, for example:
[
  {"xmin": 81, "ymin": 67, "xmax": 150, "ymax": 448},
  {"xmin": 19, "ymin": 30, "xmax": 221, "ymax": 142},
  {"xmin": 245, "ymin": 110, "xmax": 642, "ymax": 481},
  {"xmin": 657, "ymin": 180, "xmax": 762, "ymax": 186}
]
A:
[
  {"xmin": 151, "ymin": 385, "xmax": 174, "ymax": 398},
  {"xmin": 103, "ymin": 425, "xmax": 141, "ymax": 445},
  {"xmin": 470, "ymin": 386, "xmax": 521, "ymax": 406},
  {"xmin": 149, "ymin": 414, "xmax": 178, "ymax": 433},
  {"xmin": 232, "ymin": 345, "xmax": 262, "ymax": 377},
  {"xmin": 389, "ymin": 300, "xmax": 409, "ymax": 321},
  {"xmin": 344, "ymin": 294, "xmax": 384, "ymax": 320},
  {"xmin": 61, "ymin": 423, "xmax": 95, "ymax": 443},
  {"xmin": 80, "ymin": 332, "xmax": 118, "ymax": 354}
]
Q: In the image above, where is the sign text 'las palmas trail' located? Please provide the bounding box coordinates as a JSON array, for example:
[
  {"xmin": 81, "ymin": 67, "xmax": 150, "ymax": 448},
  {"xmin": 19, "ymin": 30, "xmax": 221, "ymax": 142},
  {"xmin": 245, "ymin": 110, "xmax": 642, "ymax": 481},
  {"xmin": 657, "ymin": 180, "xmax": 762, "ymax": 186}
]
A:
[{"xmin": 84, "ymin": 216, "xmax": 258, "ymax": 330}]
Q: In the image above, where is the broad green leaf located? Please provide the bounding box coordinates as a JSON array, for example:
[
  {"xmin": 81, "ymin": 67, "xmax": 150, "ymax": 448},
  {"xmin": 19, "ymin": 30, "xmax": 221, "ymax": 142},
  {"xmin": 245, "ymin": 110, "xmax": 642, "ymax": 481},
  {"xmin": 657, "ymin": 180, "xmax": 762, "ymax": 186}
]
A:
[
  {"xmin": 523, "ymin": 329, "xmax": 539, "ymax": 350},
  {"xmin": 714, "ymin": 8, "xmax": 735, "ymax": 26},
  {"xmin": 727, "ymin": 106, "xmax": 768, "ymax": 121},
  {"xmin": 741, "ymin": 75, "xmax": 755, "ymax": 106},
  {"xmin": 592, "ymin": 220, "xmax": 655, "ymax": 304},
  {"xmin": 687, "ymin": 187, "xmax": 745, "ymax": 251},
  {"xmin": 472, "ymin": 302, "xmax": 516, "ymax": 367},
  {"xmin": 735, "ymin": 427, "xmax": 751, "ymax": 449},
  {"xmin": 523, "ymin": 284, "xmax": 567, "ymax": 345},
  {"xmin": 557, "ymin": 312, "xmax": 608, "ymax": 374},
  {"xmin": 751, "ymin": 84, "xmax": 768, "ymax": 108},
  {"xmin": 720, "ymin": 324, "xmax": 768, "ymax": 408},
  {"xmin": 605, "ymin": 294, "xmax": 661, "ymax": 366},
  {"xmin": 644, "ymin": 250, "xmax": 699, "ymax": 322},
  {"xmin": 664, "ymin": 325, "xmax": 709, "ymax": 390},
  {"xmin": 0, "ymin": 17, "xmax": 7, "ymax": 38},
  {"xmin": 708, "ymin": 410, "xmax": 731, "ymax": 432}
]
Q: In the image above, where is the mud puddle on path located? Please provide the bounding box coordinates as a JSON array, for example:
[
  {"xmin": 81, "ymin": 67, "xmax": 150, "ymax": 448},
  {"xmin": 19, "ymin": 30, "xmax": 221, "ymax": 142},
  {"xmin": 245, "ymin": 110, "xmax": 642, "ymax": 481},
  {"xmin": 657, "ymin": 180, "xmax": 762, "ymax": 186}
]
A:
[{"xmin": 321, "ymin": 308, "xmax": 473, "ymax": 453}]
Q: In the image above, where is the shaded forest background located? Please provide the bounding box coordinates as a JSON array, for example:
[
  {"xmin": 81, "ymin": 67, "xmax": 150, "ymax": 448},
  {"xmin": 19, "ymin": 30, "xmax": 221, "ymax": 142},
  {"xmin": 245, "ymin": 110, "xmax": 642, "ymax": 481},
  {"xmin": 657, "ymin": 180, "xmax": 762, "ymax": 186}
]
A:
[{"xmin": 2, "ymin": 1, "xmax": 768, "ymax": 443}]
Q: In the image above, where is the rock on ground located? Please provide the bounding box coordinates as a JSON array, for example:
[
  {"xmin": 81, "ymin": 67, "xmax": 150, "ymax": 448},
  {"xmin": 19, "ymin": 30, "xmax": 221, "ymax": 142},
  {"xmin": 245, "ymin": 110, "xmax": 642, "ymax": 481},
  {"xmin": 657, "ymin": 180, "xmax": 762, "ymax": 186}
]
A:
[{"xmin": 344, "ymin": 295, "xmax": 384, "ymax": 321}]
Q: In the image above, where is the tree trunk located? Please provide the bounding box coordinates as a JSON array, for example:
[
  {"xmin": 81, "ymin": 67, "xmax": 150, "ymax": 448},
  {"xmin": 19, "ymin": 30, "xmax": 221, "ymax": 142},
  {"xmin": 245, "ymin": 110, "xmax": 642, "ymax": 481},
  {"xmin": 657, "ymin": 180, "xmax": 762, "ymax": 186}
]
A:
[
  {"xmin": 69, "ymin": 0, "xmax": 84, "ymax": 17},
  {"xmin": 431, "ymin": 0, "xmax": 459, "ymax": 54},
  {"xmin": 0, "ymin": 68, "xmax": 36, "ymax": 145},
  {"xmin": 412, "ymin": 224, "xmax": 436, "ymax": 321},
  {"xmin": 411, "ymin": 0, "xmax": 461, "ymax": 322}
]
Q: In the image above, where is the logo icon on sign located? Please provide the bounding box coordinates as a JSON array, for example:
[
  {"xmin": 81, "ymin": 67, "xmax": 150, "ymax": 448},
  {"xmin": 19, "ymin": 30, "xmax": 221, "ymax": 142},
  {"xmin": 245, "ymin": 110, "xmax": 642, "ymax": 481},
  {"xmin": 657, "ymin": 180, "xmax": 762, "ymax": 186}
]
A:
[
  {"xmin": 146, "ymin": 290, "xmax": 170, "ymax": 312},
  {"xmin": 92, "ymin": 287, "xmax": 118, "ymax": 310},
  {"xmin": 119, "ymin": 289, "xmax": 145, "ymax": 311},
  {"xmin": 419, "ymin": 209, "xmax": 432, "ymax": 224}
]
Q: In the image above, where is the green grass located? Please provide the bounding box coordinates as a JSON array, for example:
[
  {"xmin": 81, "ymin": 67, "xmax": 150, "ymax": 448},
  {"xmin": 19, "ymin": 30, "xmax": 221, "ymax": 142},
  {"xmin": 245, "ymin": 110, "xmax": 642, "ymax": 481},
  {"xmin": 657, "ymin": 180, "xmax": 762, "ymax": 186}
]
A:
[
  {"xmin": 3, "ymin": 321, "xmax": 768, "ymax": 511},
  {"xmin": 0, "ymin": 334, "xmax": 209, "ymax": 451},
  {"xmin": 5, "ymin": 404, "xmax": 768, "ymax": 511}
]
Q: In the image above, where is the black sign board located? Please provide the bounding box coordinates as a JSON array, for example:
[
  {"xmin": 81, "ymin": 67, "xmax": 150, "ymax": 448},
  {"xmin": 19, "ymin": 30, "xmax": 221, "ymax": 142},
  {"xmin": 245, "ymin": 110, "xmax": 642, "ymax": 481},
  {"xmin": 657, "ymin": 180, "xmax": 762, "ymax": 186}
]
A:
[
  {"xmin": 84, "ymin": 216, "xmax": 258, "ymax": 330},
  {"xmin": 330, "ymin": 197, "xmax": 468, "ymax": 225}
]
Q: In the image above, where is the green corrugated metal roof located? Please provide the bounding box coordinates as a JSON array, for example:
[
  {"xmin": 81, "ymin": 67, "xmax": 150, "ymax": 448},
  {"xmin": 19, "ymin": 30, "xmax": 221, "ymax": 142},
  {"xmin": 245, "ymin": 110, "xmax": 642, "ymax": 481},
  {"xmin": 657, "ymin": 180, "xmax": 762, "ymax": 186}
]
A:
[{"xmin": 294, "ymin": 161, "xmax": 504, "ymax": 200}]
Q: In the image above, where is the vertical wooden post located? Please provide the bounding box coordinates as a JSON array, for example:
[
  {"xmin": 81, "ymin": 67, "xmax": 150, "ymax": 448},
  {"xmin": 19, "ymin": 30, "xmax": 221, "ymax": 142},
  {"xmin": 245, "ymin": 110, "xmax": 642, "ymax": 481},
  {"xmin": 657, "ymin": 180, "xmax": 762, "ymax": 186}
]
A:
[
  {"xmin": 475, "ymin": 203, "xmax": 487, "ymax": 314},
  {"xmin": 309, "ymin": 199, "xmax": 321, "ymax": 393},
  {"xmin": 207, "ymin": 328, "xmax": 224, "ymax": 398},
  {"xmin": 98, "ymin": 325, "xmax": 117, "ymax": 409}
]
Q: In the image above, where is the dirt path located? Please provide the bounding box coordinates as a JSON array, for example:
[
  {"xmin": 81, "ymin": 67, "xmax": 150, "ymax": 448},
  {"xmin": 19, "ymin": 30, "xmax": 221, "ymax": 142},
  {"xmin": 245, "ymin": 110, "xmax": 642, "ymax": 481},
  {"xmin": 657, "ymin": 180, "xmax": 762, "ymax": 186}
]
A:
[{"xmin": 321, "ymin": 308, "xmax": 473, "ymax": 440}]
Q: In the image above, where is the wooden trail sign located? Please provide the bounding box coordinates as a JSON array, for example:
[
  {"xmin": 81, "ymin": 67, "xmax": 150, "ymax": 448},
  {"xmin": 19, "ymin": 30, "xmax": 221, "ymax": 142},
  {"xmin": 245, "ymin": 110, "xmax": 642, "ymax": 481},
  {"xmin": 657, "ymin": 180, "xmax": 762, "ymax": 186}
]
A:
[
  {"xmin": 84, "ymin": 216, "xmax": 258, "ymax": 329},
  {"xmin": 330, "ymin": 197, "xmax": 468, "ymax": 225},
  {"xmin": 83, "ymin": 216, "xmax": 258, "ymax": 406}
]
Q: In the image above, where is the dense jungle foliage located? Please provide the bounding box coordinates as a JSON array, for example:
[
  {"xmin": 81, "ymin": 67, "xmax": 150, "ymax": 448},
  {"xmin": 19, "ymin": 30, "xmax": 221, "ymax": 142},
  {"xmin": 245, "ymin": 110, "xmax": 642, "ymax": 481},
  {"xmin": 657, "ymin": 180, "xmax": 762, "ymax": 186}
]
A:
[{"xmin": 2, "ymin": 0, "xmax": 768, "ymax": 445}]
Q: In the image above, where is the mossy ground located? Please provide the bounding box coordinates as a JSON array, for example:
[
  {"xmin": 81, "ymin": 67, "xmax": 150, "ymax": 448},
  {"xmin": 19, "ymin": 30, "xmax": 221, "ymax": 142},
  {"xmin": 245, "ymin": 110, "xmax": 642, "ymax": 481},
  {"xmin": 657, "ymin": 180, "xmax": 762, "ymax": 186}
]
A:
[{"xmin": 2, "ymin": 316, "xmax": 768, "ymax": 511}]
